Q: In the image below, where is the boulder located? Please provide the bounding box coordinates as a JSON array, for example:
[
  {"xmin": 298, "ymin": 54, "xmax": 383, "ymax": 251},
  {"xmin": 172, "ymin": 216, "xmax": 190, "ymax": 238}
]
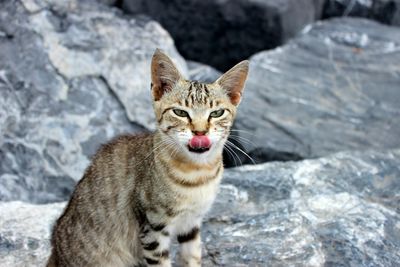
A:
[
  {"xmin": 205, "ymin": 149, "xmax": 400, "ymax": 266},
  {"xmin": 0, "ymin": 0, "xmax": 185, "ymax": 203},
  {"xmin": 235, "ymin": 17, "xmax": 400, "ymax": 159},
  {"xmin": 1, "ymin": 149, "xmax": 399, "ymax": 266},
  {"xmin": 121, "ymin": 0, "xmax": 325, "ymax": 71},
  {"xmin": 187, "ymin": 61, "xmax": 221, "ymax": 84},
  {"xmin": 323, "ymin": 0, "xmax": 400, "ymax": 26}
]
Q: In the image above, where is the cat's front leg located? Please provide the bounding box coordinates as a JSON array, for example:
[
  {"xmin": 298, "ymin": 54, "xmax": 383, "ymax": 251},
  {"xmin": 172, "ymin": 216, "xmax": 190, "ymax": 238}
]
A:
[
  {"xmin": 140, "ymin": 223, "xmax": 171, "ymax": 267},
  {"xmin": 177, "ymin": 227, "xmax": 202, "ymax": 267}
]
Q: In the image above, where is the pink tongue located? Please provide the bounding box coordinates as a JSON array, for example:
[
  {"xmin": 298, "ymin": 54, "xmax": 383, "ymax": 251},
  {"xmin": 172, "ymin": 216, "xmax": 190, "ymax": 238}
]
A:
[{"xmin": 189, "ymin": 136, "xmax": 211, "ymax": 148}]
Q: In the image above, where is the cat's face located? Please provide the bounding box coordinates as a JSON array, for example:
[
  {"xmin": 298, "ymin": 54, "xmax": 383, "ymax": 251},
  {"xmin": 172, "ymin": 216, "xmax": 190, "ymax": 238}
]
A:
[
  {"xmin": 151, "ymin": 49, "xmax": 248, "ymax": 163},
  {"xmin": 154, "ymin": 80, "xmax": 235, "ymax": 162}
]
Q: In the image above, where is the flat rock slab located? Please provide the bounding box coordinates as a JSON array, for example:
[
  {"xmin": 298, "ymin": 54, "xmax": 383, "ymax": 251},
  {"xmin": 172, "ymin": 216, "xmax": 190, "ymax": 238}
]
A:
[
  {"xmin": 236, "ymin": 18, "xmax": 400, "ymax": 158},
  {"xmin": 0, "ymin": 0, "xmax": 184, "ymax": 203},
  {"xmin": 1, "ymin": 149, "xmax": 399, "ymax": 266}
]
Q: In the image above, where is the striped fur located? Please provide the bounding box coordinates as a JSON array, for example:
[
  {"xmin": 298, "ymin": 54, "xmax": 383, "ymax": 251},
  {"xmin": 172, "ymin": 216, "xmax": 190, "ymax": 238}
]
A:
[{"xmin": 47, "ymin": 49, "xmax": 248, "ymax": 267}]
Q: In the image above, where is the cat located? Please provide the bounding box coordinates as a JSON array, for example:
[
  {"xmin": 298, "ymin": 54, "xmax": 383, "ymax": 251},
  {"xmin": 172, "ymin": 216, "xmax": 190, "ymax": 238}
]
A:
[{"xmin": 47, "ymin": 49, "xmax": 249, "ymax": 267}]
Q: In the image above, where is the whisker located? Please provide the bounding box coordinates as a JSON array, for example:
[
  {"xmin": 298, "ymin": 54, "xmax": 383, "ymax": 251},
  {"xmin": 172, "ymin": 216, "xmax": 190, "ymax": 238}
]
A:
[
  {"xmin": 138, "ymin": 139, "xmax": 176, "ymax": 167},
  {"xmin": 224, "ymin": 144, "xmax": 242, "ymax": 167},
  {"xmin": 228, "ymin": 134, "xmax": 257, "ymax": 147},
  {"xmin": 223, "ymin": 145, "xmax": 238, "ymax": 167},
  {"xmin": 226, "ymin": 140, "xmax": 256, "ymax": 165}
]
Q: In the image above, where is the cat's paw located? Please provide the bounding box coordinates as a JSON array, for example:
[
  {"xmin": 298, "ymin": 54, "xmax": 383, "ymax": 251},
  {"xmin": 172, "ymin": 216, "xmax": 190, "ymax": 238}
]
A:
[{"xmin": 176, "ymin": 253, "xmax": 201, "ymax": 267}]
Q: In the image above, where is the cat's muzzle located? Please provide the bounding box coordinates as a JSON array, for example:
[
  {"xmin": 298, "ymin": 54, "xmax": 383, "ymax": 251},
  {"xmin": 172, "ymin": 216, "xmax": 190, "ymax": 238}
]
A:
[
  {"xmin": 188, "ymin": 146, "xmax": 210, "ymax": 153},
  {"xmin": 188, "ymin": 135, "xmax": 211, "ymax": 153}
]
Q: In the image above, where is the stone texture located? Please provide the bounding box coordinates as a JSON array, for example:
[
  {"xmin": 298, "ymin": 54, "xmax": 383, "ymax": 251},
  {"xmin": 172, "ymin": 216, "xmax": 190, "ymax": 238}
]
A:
[
  {"xmin": 1, "ymin": 1, "xmax": 400, "ymax": 266},
  {"xmin": 204, "ymin": 149, "xmax": 400, "ymax": 266},
  {"xmin": 19, "ymin": 0, "xmax": 187, "ymax": 130},
  {"xmin": 323, "ymin": 0, "xmax": 400, "ymax": 26},
  {"xmin": 121, "ymin": 0, "xmax": 324, "ymax": 71},
  {"xmin": 235, "ymin": 17, "xmax": 400, "ymax": 159},
  {"xmin": 1, "ymin": 149, "xmax": 400, "ymax": 266},
  {"xmin": 0, "ymin": 0, "xmax": 185, "ymax": 203},
  {"xmin": 0, "ymin": 201, "xmax": 64, "ymax": 267},
  {"xmin": 187, "ymin": 61, "xmax": 221, "ymax": 83}
]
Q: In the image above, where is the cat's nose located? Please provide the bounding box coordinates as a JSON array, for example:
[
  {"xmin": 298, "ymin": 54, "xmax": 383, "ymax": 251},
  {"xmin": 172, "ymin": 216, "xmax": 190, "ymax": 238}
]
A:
[{"xmin": 193, "ymin": 131, "xmax": 207, "ymax": 136}]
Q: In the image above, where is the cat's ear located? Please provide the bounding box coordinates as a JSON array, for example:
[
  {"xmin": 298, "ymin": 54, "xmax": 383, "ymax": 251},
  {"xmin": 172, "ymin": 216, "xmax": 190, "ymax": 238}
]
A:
[
  {"xmin": 151, "ymin": 49, "xmax": 182, "ymax": 101},
  {"xmin": 215, "ymin": 60, "xmax": 249, "ymax": 105}
]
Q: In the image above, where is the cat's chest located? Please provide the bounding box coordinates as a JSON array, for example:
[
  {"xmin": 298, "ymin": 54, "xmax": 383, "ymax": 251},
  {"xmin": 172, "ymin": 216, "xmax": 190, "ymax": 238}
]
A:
[
  {"xmin": 180, "ymin": 180, "xmax": 219, "ymax": 210},
  {"xmin": 169, "ymin": 185, "xmax": 218, "ymax": 235},
  {"xmin": 168, "ymin": 174, "xmax": 222, "ymax": 234}
]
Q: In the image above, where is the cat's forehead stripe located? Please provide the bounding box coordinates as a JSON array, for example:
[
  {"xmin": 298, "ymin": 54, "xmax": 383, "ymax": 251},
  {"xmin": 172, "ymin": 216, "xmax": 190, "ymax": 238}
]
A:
[{"xmin": 184, "ymin": 81, "xmax": 212, "ymax": 106}]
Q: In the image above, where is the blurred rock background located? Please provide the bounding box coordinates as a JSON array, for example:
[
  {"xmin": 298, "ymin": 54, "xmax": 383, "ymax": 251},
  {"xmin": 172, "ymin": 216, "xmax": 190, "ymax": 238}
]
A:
[{"xmin": 0, "ymin": 0, "xmax": 399, "ymax": 266}]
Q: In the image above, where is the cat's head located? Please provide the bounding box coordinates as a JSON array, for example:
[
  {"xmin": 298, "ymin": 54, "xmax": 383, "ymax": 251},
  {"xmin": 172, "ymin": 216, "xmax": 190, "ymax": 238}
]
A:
[{"xmin": 151, "ymin": 49, "xmax": 248, "ymax": 163}]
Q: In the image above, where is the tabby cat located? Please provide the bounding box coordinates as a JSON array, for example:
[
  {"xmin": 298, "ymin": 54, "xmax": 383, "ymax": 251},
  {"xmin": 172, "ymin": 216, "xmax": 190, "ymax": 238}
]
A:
[{"xmin": 47, "ymin": 49, "xmax": 249, "ymax": 267}]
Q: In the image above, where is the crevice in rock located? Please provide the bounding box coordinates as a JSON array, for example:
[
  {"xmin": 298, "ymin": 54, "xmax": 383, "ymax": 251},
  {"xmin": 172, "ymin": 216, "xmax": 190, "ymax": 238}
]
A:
[
  {"xmin": 111, "ymin": 0, "xmax": 400, "ymax": 72},
  {"xmin": 113, "ymin": 0, "xmax": 318, "ymax": 71},
  {"xmin": 263, "ymin": 117, "xmax": 305, "ymax": 146},
  {"xmin": 0, "ymin": 31, "xmax": 14, "ymax": 39},
  {"xmin": 97, "ymin": 75, "xmax": 150, "ymax": 133},
  {"xmin": 223, "ymin": 138, "xmax": 305, "ymax": 168},
  {"xmin": 47, "ymin": 7, "xmax": 71, "ymax": 33},
  {"xmin": 247, "ymin": 147, "xmax": 304, "ymax": 164},
  {"xmin": 114, "ymin": 0, "xmax": 124, "ymax": 9}
]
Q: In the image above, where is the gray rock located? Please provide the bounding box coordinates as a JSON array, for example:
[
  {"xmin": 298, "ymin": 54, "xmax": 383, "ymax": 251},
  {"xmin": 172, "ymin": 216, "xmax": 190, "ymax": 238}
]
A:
[
  {"xmin": 0, "ymin": 0, "xmax": 185, "ymax": 203},
  {"xmin": 0, "ymin": 201, "xmax": 64, "ymax": 267},
  {"xmin": 19, "ymin": 0, "xmax": 187, "ymax": 130},
  {"xmin": 187, "ymin": 61, "xmax": 222, "ymax": 83},
  {"xmin": 1, "ymin": 149, "xmax": 399, "ymax": 266},
  {"xmin": 323, "ymin": 0, "xmax": 400, "ymax": 26},
  {"xmin": 121, "ymin": 0, "xmax": 324, "ymax": 71},
  {"xmin": 205, "ymin": 149, "xmax": 400, "ymax": 266},
  {"xmin": 235, "ymin": 18, "xmax": 400, "ymax": 159},
  {"xmin": 323, "ymin": 0, "xmax": 375, "ymax": 18}
]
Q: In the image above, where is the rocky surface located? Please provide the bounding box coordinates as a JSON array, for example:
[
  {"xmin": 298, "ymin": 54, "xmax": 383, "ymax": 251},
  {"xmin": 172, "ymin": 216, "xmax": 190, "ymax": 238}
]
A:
[
  {"xmin": 323, "ymin": 0, "xmax": 400, "ymax": 25},
  {"xmin": 121, "ymin": 0, "xmax": 325, "ymax": 71},
  {"xmin": 0, "ymin": 201, "xmax": 64, "ymax": 267},
  {"xmin": 0, "ymin": 0, "xmax": 185, "ymax": 203},
  {"xmin": 187, "ymin": 61, "xmax": 221, "ymax": 84},
  {"xmin": 205, "ymin": 149, "xmax": 400, "ymax": 266},
  {"xmin": 2, "ymin": 149, "xmax": 400, "ymax": 266},
  {"xmin": 1, "ymin": 1, "xmax": 400, "ymax": 266},
  {"xmin": 234, "ymin": 17, "xmax": 400, "ymax": 159}
]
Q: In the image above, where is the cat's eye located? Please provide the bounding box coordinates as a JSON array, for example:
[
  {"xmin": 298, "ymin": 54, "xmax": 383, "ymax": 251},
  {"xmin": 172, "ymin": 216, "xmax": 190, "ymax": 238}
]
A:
[
  {"xmin": 173, "ymin": 109, "xmax": 189, "ymax": 117},
  {"xmin": 209, "ymin": 109, "xmax": 225, "ymax": 118}
]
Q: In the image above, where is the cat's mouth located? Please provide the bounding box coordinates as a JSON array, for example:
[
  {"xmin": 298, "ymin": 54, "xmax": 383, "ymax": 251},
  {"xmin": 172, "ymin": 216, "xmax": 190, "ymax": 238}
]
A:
[
  {"xmin": 188, "ymin": 136, "xmax": 211, "ymax": 153},
  {"xmin": 188, "ymin": 145, "xmax": 210, "ymax": 153}
]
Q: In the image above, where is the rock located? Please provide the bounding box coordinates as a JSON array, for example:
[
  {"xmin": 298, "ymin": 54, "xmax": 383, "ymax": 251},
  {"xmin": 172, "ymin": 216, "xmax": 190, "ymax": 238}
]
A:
[
  {"xmin": 372, "ymin": 0, "xmax": 400, "ymax": 25},
  {"xmin": 187, "ymin": 61, "xmax": 221, "ymax": 83},
  {"xmin": 0, "ymin": 201, "xmax": 64, "ymax": 267},
  {"xmin": 323, "ymin": 0, "xmax": 374, "ymax": 18},
  {"xmin": 246, "ymin": 147, "xmax": 304, "ymax": 164},
  {"xmin": 0, "ymin": 0, "xmax": 184, "ymax": 203},
  {"xmin": 235, "ymin": 18, "xmax": 400, "ymax": 158},
  {"xmin": 19, "ymin": 0, "xmax": 187, "ymax": 130},
  {"xmin": 120, "ymin": 0, "xmax": 325, "ymax": 71},
  {"xmin": 323, "ymin": 0, "xmax": 400, "ymax": 26},
  {"xmin": 205, "ymin": 149, "xmax": 400, "ymax": 266},
  {"xmin": 1, "ymin": 149, "xmax": 400, "ymax": 266}
]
